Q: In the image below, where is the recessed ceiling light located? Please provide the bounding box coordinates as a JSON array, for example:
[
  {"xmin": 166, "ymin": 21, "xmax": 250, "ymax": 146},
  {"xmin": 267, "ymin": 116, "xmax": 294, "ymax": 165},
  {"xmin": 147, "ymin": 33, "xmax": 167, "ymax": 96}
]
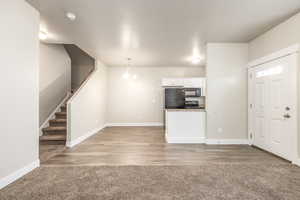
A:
[
  {"xmin": 39, "ymin": 31, "xmax": 47, "ymax": 40},
  {"xmin": 66, "ymin": 12, "xmax": 76, "ymax": 21}
]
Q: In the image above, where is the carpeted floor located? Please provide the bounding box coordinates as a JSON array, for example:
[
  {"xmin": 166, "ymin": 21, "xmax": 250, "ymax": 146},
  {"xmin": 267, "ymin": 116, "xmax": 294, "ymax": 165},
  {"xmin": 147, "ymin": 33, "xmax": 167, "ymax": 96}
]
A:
[
  {"xmin": 1, "ymin": 164, "xmax": 300, "ymax": 200},
  {"xmin": 2, "ymin": 127, "xmax": 300, "ymax": 199}
]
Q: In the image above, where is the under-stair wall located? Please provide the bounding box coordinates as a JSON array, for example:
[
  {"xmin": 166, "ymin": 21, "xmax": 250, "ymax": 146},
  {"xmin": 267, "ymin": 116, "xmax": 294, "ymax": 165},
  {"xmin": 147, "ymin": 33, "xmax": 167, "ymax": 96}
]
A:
[{"xmin": 66, "ymin": 60, "xmax": 108, "ymax": 147}]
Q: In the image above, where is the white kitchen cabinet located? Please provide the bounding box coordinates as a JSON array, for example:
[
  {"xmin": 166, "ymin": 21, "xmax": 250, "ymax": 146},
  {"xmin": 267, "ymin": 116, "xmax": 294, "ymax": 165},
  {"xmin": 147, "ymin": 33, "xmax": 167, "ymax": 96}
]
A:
[
  {"xmin": 162, "ymin": 77, "xmax": 206, "ymax": 89},
  {"xmin": 165, "ymin": 109, "xmax": 206, "ymax": 143},
  {"xmin": 161, "ymin": 78, "xmax": 184, "ymax": 87},
  {"xmin": 183, "ymin": 78, "xmax": 202, "ymax": 88}
]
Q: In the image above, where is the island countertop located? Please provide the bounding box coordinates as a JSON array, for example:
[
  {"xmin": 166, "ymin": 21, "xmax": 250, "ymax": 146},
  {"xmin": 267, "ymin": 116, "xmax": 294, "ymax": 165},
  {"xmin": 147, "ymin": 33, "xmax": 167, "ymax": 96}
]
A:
[{"xmin": 165, "ymin": 109, "xmax": 206, "ymax": 112}]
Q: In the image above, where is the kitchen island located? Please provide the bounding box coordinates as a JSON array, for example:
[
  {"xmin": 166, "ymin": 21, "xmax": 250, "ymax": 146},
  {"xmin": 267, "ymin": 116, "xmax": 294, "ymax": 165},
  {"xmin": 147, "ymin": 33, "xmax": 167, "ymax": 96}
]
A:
[{"xmin": 165, "ymin": 109, "xmax": 206, "ymax": 143}]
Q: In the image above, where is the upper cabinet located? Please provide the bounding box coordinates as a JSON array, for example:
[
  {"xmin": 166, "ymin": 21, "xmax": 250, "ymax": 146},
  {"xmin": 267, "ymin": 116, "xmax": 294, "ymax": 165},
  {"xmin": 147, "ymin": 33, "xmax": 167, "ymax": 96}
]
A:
[
  {"xmin": 161, "ymin": 78, "xmax": 185, "ymax": 87},
  {"xmin": 183, "ymin": 78, "xmax": 205, "ymax": 88},
  {"xmin": 162, "ymin": 77, "xmax": 206, "ymax": 89}
]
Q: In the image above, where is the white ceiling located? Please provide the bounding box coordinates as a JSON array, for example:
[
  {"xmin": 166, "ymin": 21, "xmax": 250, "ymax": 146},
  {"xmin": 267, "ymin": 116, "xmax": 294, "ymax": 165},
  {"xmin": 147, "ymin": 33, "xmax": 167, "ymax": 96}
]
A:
[{"xmin": 28, "ymin": 0, "xmax": 300, "ymax": 67}]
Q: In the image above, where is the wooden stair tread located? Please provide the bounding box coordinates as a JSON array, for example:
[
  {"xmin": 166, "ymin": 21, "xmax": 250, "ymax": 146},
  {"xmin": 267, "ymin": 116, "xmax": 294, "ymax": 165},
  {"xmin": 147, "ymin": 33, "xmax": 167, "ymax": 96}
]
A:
[
  {"xmin": 40, "ymin": 135, "xmax": 66, "ymax": 141},
  {"xmin": 49, "ymin": 119, "xmax": 67, "ymax": 123},
  {"xmin": 56, "ymin": 112, "xmax": 66, "ymax": 115},
  {"xmin": 42, "ymin": 126, "xmax": 66, "ymax": 132},
  {"xmin": 40, "ymin": 95, "xmax": 70, "ymax": 145}
]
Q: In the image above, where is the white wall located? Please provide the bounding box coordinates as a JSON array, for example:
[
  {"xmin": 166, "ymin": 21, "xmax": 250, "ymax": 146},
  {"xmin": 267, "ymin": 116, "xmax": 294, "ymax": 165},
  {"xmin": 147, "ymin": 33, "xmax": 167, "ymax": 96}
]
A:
[
  {"xmin": 206, "ymin": 43, "xmax": 248, "ymax": 141},
  {"xmin": 249, "ymin": 12, "xmax": 300, "ymax": 61},
  {"xmin": 39, "ymin": 43, "xmax": 71, "ymax": 126},
  {"xmin": 0, "ymin": 0, "xmax": 39, "ymax": 188},
  {"xmin": 106, "ymin": 66, "xmax": 205, "ymax": 125},
  {"xmin": 67, "ymin": 60, "xmax": 107, "ymax": 146}
]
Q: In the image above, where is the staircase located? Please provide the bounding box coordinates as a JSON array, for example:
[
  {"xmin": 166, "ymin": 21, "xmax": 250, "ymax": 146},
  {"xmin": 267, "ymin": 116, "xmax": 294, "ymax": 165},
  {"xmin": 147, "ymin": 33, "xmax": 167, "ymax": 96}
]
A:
[{"xmin": 40, "ymin": 104, "xmax": 67, "ymax": 145}]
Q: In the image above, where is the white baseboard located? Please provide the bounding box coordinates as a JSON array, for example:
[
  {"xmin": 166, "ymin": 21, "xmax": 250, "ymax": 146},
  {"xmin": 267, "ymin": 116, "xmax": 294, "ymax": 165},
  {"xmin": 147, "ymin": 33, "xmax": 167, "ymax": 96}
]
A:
[
  {"xmin": 0, "ymin": 159, "xmax": 40, "ymax": 190},
  {"xmin": 205, "ymin": 139, "xmax": 250, "ymax": 145},
  {"xmin": 166, "ymin": 137, "xmax": 206, "ymax": 144},
  {"xmin": 106, "ymin": 123, "xmax": 164, "ymax": 127},
  {"xmin": 66, "ymin": 125, "xmax": 106, "ymax": 148},
  {"xmin": 39, "ymin": 93, "xmax": 71, "ymax": 136}
]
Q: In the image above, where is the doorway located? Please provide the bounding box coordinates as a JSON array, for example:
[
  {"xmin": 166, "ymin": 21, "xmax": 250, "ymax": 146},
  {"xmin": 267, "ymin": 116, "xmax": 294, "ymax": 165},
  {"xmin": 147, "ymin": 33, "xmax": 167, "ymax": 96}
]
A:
[{"xmin": 248, "ymin": 52, "xmax": 298, "ymax": 161}]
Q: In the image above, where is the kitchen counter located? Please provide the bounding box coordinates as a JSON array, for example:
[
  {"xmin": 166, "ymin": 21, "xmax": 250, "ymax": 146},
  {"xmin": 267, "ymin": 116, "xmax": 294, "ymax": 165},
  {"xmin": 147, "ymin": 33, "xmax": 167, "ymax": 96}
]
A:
[
  {"xmin": 166, "ymin": 108, "xmax": 206, "ymax": 112},
  {"xmin": 165, "ymin": 109, "xmax": 206, "ymax": 144}
]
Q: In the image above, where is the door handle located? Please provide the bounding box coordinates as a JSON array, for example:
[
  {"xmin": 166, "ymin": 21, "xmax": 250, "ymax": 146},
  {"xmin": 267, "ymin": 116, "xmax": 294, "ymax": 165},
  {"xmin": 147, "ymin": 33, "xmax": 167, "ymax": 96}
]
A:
[{"xmin": 283, "ymin": 114, "xmax": 291, "ymax": 119}]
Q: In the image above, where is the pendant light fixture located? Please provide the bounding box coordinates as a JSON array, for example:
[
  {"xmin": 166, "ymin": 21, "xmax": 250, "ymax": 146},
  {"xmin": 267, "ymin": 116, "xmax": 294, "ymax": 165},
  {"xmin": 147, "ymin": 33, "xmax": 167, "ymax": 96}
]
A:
[
  {"xmin": 122, "ymin": 58, "xmax": 131, "ymax": 79},
  {"xmin": 122, "ymin": 58, "xmax": 138, "ymax": 80}
]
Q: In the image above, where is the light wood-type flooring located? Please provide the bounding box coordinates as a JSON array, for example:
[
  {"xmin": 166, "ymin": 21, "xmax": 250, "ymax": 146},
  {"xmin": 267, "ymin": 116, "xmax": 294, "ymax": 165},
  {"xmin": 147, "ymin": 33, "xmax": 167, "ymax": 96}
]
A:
[{"xmin": 41, "ymin": 126, "xmax": 288, "ymax": 166}]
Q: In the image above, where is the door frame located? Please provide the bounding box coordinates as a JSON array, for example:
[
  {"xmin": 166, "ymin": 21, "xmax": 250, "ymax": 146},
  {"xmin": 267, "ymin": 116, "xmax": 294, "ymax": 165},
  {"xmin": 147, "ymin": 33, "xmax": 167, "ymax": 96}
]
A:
[{"xmin": 247, "ymin": 44, "xmax": 299, "ymax": 163}]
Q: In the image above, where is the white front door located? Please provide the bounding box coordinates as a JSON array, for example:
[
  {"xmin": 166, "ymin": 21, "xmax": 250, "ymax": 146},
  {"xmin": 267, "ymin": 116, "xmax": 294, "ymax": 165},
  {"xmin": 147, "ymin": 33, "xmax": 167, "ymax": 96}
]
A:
[
  {"xmin": 250, "ymin": 54, "xmax": 297, "ymax": 161},
  {"xmin": 253, "ymin": 73, "xmax": 268, "ymax": 149}
]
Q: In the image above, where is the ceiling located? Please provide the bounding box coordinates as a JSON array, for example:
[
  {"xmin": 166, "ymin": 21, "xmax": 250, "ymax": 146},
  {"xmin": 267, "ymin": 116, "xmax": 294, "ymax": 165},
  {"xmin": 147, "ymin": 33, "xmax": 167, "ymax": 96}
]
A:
[{"xmin": 27, "ymin": 0, "xmax": 300, "ymax": 67}]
